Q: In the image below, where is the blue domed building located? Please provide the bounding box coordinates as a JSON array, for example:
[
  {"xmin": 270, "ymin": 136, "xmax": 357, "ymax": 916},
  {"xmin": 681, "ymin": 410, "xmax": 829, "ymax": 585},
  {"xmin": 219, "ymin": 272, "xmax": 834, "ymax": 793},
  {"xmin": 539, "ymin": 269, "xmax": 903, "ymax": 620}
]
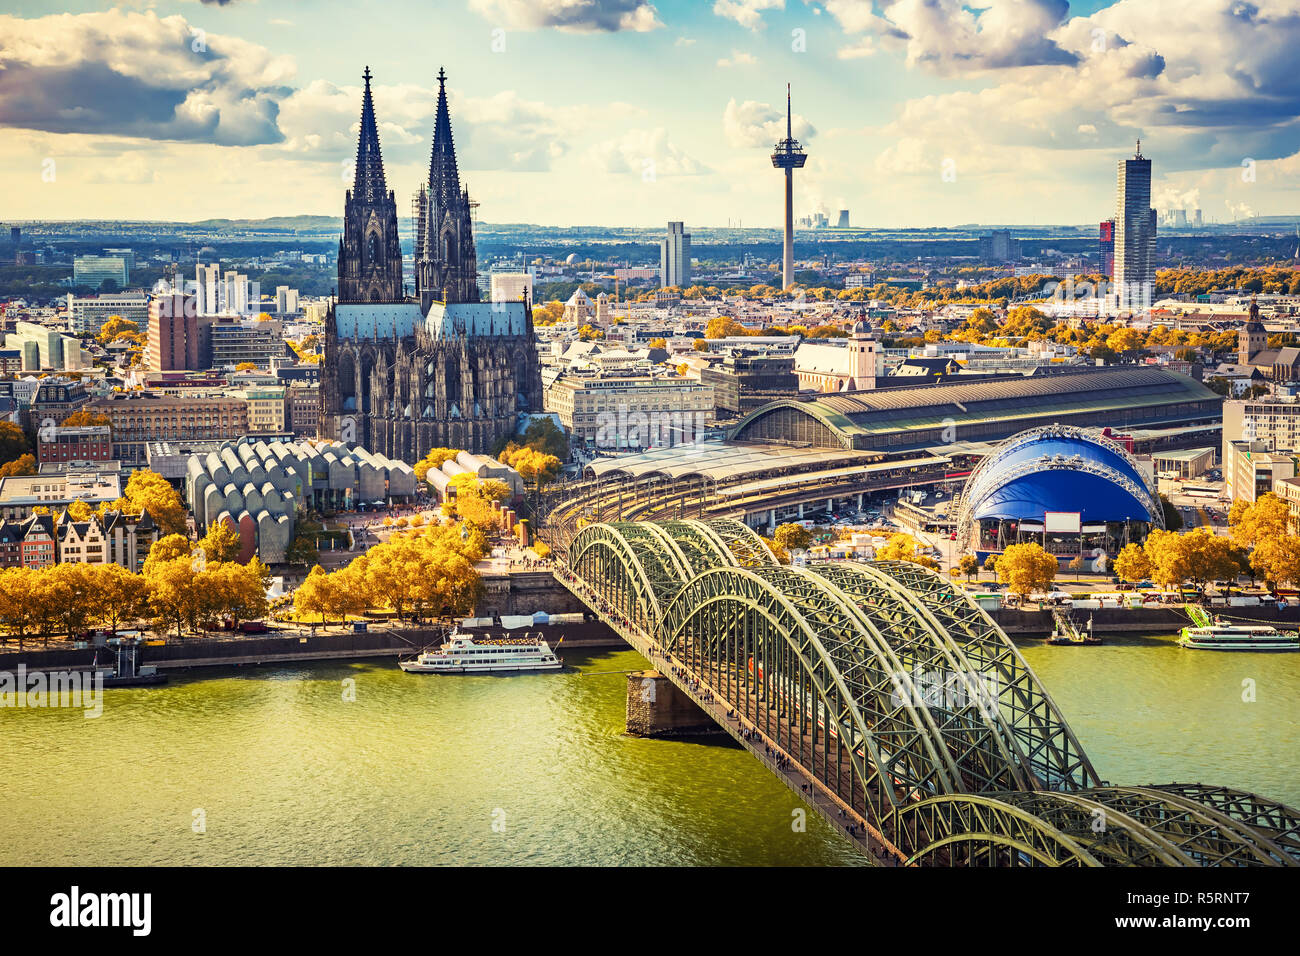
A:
[{"xmin": 956, "ymin": 426, "xmax": 1164, "ymax": 563}]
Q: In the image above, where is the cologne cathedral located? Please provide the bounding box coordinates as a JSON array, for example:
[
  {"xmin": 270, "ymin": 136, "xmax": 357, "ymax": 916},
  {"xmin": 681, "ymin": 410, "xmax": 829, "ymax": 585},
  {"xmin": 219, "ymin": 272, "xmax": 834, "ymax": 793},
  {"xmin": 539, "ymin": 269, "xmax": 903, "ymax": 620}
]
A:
[{"xmin": 321, "ymin": 67, "xmax": 542, "ymax": 461}]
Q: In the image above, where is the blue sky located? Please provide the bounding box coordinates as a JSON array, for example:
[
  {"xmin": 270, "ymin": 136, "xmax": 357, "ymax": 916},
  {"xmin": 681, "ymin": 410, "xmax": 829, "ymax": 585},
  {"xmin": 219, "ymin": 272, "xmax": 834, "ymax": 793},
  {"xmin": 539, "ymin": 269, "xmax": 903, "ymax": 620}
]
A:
[{"xmin": 2, "ymin": 0, "xmax": 1298, "ymax": 227}]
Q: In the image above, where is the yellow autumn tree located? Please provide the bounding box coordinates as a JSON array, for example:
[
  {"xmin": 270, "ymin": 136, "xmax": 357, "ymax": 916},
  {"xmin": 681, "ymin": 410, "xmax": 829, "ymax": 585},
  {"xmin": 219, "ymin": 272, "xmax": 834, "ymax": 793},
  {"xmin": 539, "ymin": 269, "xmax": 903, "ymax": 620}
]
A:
[
  {"xmin": 1113, "ymin": 543, "xmax": 1152, "ymax": 583},
  {"xmin": 198, "ymin": 520, "xmax": 243, "ymax": 564},
  {"xmin": 116, "ymin": 469, "xmax": 187, "ymax": 536},
  {"xmin": 876, "ymin": 533, "xmax": 939, "ymax": 570},
  {"xmin": 994, "ymin": 542, "xmax": 1058, "ymax": 599}
]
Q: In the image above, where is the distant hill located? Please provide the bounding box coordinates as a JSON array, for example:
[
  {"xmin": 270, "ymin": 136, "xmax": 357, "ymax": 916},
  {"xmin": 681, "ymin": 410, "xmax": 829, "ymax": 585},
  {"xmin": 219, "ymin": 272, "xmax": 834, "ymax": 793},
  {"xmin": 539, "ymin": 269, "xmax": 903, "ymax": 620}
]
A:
[{"xmin": 185, "ymin": 216, "xmax": 342, "ymax": 232}]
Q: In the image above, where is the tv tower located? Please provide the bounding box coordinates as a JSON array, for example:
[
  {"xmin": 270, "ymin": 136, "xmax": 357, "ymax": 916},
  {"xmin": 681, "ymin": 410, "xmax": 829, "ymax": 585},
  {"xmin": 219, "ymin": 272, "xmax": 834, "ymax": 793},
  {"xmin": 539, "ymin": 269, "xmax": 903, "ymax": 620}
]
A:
[{"xmin": 770, "ymin": 83, "xmax": 807, "ymax": 290}]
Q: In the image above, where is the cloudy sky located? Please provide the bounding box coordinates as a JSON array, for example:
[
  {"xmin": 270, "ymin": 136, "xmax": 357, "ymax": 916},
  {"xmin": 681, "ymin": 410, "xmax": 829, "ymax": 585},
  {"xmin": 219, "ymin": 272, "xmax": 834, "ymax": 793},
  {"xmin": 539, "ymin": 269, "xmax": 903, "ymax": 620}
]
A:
[{"xmin": 1, "ymin": 0, "xmax": 1298, "ymax": 227}]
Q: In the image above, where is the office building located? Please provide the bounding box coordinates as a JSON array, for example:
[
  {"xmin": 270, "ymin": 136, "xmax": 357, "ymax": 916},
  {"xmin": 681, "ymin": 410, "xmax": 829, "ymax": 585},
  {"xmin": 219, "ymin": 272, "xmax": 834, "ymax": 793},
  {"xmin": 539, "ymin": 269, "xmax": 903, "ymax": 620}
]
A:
[
  {"xmin": 28, "ymin": 379, "xmax": 90, "ymax": 428},
  {"xmin": 287, "ymin": 383, "xmax": 321, "ymax": 437},
  {"xmin": 88, "ymin": 392, "xmax": 251, "ymax": 464},
  {"xmin": 241, "ymin": 385, "xmax": 288, "ymax": 434},
  {"xmin": 223, "ymin": 271, "xmax": 253, "ymax": 315},
  {"xmin": 37, "ymin": 425, "xmax": 113, "ymax": 465},
  {"xmin": 6, "ymin": 322, "xmax": 64, "ymax": 370},
  {"xmin": 67, "ymin": 292, "xmax": 149, "ymax": 335},
  {"xmin": 661, "ymin": 221, "xmax": 691, "ymax": 289},
  {"xmin": 209, "ymin": 318, "xmax": 288, "ymax": 369},
  {"xmin": 147, "ymin": 293, "xmax": 204, "ymax": 371},
  {"xmin": 979, "ymin": 230, "xmax": 1018, "ymax": 262},
  {"xmin": 0, "ymin": 470, "xmax": 123, "ymax": 522},
  {"xmin": 102, "ymin": 248, "xmax": 135, "ymax": 273},
  {"xmin": 195, "ymin": 263, "xmax": 222, "ymax": 316},
  {"xmin": 699, "ymin": 351, "xmax": 800, "ymax": 415},
  {"xmin": 547, "ymin": 373, "xmax": 714, "ymax": 448},
  {"xmin": 1114, "ymin": 142, "xmax": 1156, "ymax": 312},
  {"xmin": 1225, "ymin": 441, "xmax": 1296, "ymax": 503},
  {"xmin": 1099, "ymin": 219, "xmax": 1115, "ymax": 277},
  {"xmin": 1222, "ymin": 396, "xmax": 1300, "ymax": 462},
  {"xmin": 276, "ymin": 286, "xmax": 300, "ymax": 315},
  {"xmin": 73, "ymin": 255, "xmax": 129, "ymax": 289}
]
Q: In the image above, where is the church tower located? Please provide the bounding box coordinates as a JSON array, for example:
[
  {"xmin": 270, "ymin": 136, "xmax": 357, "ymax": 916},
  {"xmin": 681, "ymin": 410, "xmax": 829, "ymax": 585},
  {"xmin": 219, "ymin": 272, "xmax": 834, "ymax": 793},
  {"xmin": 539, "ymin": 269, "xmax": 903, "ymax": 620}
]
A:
[
  {"xmin": 847, "ymin": 319, "xmax": 879, "ymax": 390},
  {"xmin": 1240, "ymin": 296, "xmax": 1266, "ymax": 365},
  {"xmin": 338, "ymin": 67, "xmax": 404, "ymax": 304},
  {"xmin": 416, "ymin": 68, "xmax": 480, "ymax": 310}
]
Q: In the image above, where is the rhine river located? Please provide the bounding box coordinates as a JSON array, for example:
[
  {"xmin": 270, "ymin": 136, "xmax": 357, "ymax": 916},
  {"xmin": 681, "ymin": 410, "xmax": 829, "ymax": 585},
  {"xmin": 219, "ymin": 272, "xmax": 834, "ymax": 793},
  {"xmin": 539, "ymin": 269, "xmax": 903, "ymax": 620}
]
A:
[{"xmin": 2, "ymin": 636, "xmax": 1297, "ymax": 866}]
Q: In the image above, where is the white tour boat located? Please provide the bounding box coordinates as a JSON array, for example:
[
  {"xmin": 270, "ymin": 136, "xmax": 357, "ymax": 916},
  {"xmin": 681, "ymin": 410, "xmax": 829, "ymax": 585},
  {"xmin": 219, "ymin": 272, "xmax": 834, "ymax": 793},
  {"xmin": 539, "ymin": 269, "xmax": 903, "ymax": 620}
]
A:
[
  {"xmin": 399, "ymin": 628, "xmax": 563, "ymax": 673},
  {"xmin": 1177, "ymin": 621, "xmax": 1300, "ymax": 651}
]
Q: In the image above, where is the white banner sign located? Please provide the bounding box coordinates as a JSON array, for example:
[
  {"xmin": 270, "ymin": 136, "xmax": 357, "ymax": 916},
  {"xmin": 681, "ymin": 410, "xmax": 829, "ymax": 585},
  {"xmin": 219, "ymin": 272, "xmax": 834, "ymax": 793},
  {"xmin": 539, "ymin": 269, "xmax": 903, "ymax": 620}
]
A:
[{"xmin": 1045, "ymin": 511, "xmax": 1083, "ymax": 534}]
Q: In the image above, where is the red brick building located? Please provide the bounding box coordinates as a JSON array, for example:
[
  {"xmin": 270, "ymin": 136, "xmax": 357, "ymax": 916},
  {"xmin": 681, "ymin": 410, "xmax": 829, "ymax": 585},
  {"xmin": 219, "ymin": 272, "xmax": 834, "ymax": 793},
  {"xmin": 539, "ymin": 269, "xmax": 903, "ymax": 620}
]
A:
[{"xmin": 37, "ymin": 425, "xmax": 113, "ymax": 465}]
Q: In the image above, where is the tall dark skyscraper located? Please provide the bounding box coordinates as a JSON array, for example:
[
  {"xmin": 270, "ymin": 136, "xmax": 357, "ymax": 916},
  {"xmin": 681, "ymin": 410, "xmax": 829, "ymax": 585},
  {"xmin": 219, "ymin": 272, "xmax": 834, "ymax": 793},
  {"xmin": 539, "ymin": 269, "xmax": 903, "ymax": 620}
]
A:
[
  {"xmin": 1114, "ymin": 141, "xmax": 1156, "ymax": 312},
  {"xmin": 770, "ymin": 84, "xmax": 806, "ymax": 290}
]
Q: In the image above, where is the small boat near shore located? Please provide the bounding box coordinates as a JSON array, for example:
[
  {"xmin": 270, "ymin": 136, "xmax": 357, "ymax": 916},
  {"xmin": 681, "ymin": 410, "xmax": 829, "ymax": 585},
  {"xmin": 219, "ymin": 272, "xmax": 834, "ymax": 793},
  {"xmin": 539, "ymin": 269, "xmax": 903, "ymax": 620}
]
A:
[
  {"xmin": 93, "ymin": 635, "xmax": 168, "ymax": 687},
  {"xmin": 399, "ymin": 628, "xmax": 563, "ymax": 674},
  {"xmin": 1045, "ymin": 633, "xmax": 1103, "ymax": 646},
  {"xmin": 1046, "ymin": 608, "xmax": 1102, "ymax": 645}
]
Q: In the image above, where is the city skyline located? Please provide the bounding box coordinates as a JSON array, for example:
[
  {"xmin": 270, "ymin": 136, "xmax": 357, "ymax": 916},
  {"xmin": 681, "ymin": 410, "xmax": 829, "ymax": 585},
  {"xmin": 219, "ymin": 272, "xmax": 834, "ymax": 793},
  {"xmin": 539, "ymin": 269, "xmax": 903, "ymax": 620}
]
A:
[{"xmin": 1, "ymin": 1, "xmax": 1298, "ymax": 228}]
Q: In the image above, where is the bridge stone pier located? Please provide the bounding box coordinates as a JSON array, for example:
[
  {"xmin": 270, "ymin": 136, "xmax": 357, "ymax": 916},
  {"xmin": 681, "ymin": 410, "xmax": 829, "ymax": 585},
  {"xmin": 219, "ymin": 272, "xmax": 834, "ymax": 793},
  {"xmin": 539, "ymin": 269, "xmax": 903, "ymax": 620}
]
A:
[
  {"xmin": 551, "ymin": 517, "xmax": 1300, "ymax": 867},
  {"xmin": 626, "ymin": 671, "xmax": 718, "ymax": 737}
]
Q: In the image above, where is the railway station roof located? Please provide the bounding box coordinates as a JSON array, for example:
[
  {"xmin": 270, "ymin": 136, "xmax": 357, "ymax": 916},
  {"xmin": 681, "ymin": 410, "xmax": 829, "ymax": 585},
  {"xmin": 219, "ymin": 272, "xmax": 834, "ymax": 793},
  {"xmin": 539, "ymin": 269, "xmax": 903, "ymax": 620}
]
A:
[
  {"xmin": 728, "ymin": 368, "xmax": 1221, "ymax": 452},
  {"xmin": 583, "ymin": 442, "xmax": 877, "ymax": 481}
]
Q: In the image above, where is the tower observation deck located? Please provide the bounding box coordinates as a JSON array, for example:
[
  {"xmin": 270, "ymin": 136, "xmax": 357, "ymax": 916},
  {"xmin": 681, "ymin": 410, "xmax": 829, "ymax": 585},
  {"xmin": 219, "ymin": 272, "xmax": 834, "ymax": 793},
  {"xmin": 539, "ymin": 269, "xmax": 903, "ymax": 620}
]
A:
[{"xmin": 771, "ymin": 84, "xmax": 807, "ymax": 291}]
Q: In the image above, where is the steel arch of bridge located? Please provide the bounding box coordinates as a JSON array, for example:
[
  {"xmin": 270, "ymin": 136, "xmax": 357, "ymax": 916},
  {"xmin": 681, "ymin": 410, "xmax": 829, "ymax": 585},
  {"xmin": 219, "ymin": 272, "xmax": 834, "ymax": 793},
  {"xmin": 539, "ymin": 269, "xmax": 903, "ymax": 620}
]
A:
[
  {"xmin": 563, "ymin": 519, "xmax": 1300, "ymax": 867},
  {"xmin": 864, "ymin": 561, "xmax": 1100, "ymax": 792}
]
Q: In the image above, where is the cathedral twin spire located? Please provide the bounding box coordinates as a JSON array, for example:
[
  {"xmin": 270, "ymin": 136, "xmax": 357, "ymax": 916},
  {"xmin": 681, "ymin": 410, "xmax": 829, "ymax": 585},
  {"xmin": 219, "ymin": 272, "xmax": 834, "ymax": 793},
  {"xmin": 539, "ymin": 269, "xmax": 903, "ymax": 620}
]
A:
[
  {"xmin": 428, "ymin": 68, "xmax": 463, "ymax": 210},
  {"xmin": 353, "ymin": 66, "xmax": 389, "ymax": 204},
  {"xmin": 338, "ymin": 65, "xmax": 478, "ymax": 308}
]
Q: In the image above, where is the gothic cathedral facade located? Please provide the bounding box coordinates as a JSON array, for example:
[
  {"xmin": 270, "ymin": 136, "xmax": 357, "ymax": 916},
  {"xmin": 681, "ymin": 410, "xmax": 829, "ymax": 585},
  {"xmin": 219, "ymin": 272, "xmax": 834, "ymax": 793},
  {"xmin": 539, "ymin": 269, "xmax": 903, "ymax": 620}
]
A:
[{"xmin": 321, "ymin": 68, "xmax": 542, "ymax": 462}]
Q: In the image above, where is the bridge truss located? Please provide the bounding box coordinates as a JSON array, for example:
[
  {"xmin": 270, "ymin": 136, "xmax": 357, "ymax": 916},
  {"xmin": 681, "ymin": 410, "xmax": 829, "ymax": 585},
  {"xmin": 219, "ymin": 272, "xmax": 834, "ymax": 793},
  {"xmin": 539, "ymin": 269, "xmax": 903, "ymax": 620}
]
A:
[{"xmin": 564, "ymin": 518, "xmax": 1300, "ymax": 867}]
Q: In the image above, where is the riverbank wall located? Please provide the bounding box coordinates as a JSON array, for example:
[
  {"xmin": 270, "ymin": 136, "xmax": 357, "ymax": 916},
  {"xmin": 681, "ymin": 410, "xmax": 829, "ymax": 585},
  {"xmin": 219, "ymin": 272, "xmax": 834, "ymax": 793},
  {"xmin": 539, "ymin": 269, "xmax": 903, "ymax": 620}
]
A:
[
  {"xmin": 0, "ymin": 620, "xmax": 627, "ymax": 675},
  {"xmin": 8, "ymin": 586, "xmax": 1298, "ymax": 675},
  {"xmin": 991, "ymin": 604, "xmax": 1300, "ymax": 636}
]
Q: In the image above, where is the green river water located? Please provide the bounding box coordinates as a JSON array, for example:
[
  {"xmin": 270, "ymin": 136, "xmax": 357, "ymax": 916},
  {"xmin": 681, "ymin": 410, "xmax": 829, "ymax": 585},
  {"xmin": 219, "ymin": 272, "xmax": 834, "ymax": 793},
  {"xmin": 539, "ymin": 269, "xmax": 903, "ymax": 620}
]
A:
[{"xmin": 1, "ymin": 635, "xmax": 1296, "ymax": 866}]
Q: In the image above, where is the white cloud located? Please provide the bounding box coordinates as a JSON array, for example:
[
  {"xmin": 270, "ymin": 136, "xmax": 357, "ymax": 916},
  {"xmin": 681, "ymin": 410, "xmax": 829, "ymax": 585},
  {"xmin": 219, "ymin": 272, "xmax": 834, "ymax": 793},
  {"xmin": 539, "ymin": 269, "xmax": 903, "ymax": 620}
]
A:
[
  {"xmin": 468, "ymin": 0, "xmax": 662, "ymax": 32},
  {"xmin": 863, "ymin": 0, "xmax": 1300, "ymax": 192},
  {"xmin": 717, "ymin": 50, "xmax": 758, "ymax": 67},
  {"xmin": 713, "ymin": 0, "xmax": 784, "ymax": 30},
  {"xmin": 825, "ymin": 0, "xmax": 1077, "ymax": 73},
  {"xmin": 277, "ymin": 77, "xmax": 591, "ymax": 173},
  {"xmin": 588, "ymin": 128, "xmax": 708, "ymax": 176},
  {"xmin": 722, "ymin": 97, "xmax": 814, "ymax": 148}
]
